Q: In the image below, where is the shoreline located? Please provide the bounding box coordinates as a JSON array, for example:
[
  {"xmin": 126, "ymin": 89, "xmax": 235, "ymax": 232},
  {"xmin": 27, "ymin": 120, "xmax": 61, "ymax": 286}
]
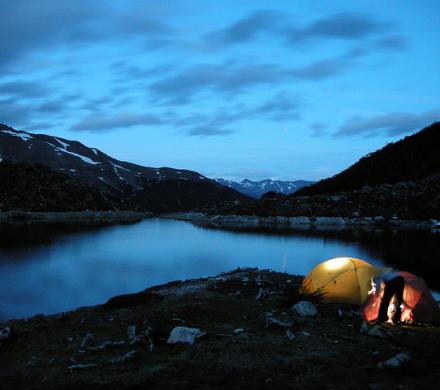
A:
[
  {"xmin": 1, "ymin": 268, "xmax": 439, "ymax": 389},
  {"xmin": 161, "ymin": 211, "xmax": 440, "ymax": 231},
  {"xmin": 0, "ymin": 210, "xmax": 153, "ymax": 224}
]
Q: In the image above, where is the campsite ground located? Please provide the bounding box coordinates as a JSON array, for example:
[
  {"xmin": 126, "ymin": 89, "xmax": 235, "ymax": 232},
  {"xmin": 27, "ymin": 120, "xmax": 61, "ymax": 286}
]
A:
[{"xmin": 0, "ymin": 269, "xmax": 439, "ymax": 389}]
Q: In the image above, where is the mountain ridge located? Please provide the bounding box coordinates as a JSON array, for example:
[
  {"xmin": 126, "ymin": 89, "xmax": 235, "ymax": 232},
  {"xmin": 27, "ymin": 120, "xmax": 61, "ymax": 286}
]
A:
[
  {"xmin": 215, "ymin": 178, "xmax": 314, "ymax": 198},
  {"xmin": 295, "ymin": 121, "xmax": 440, "ymax": 196},
  {"xmin": 0, "ymin": 124, "xmax": 248, "ymax": 212}
]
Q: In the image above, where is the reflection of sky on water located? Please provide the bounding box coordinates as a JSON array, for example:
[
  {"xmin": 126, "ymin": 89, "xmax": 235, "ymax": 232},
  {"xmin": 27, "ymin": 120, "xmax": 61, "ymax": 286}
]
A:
[{"xmin": 0, "ymin": 219, "xmax": 437, "ymax": 320}]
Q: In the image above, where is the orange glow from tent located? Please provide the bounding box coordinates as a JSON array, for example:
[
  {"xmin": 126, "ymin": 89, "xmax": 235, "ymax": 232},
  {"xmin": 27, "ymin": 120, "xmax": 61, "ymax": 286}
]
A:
[{"xmin": 323, "ymin": 257, "xmax": 350, "ymax": 270}]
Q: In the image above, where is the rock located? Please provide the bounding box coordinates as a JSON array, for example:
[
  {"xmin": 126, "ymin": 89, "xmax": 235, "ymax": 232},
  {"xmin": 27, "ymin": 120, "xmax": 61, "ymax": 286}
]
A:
[
  {"xmin": 314, "ymin": 217, "xmax": 346, "ymax": 225},
  {"xmin": 167, "ymin": 326, "xmax": 204, "ymax": 345},
  {"xmin": 233, "ymin": 328, "xmax": 244, "ymax": 334},
  {"xmin": 285, "ymin": 329, "xmax": 296, "ymax": 340},
  {"xmin": 109, "ymin": 350, "xmax": 137, "ymax": 364},
  {"xmin": 360, "ymin": 320, "xmax": 369, "ymax": 334},
  {"xmin": 367, "ymin": 325, "xmax": 390, "ymax": 339},
  {"xmin": 352, "ymin": 212, "xmax": 360, "ymax": 218},
  {"xmin": 79, "ymin": 333, "xmax": 94, "ymax": 349},
  {"xmin": 369, "ymin": 383, "xmax": 385, "ymax": 390},
  {"xmin": 374, "ymin": 216, "xmax": 385, "ymax": 223},
  {"xmin": 292, "ymin": 301, "xmax": 318, "ymax": 317},
  {"xmin": 289, "ymin": 216, "xmax": 311, "ymax": 225},
  {"xmin": 85, "ymin": 340, "xmax": 125, "ymax": 352},
  {"xmin": 68, "ymin": 363, "xmax": 98, "ymax": 370},
  {"xmin": 377, "ymin": 352, "xmax": 411, "ymax": 369},
  {"xmin": 127, "ymin": 325, "xmax": 136, "ymax": 341},
  {"xmin": 255, "ymin": 288, "xmax": 270, "ymax": 300},
  {"xmin": 0, "ymin": 327, "xmax": 11, "ymax": 348},
  {"xmin": 265, "ymin": 312, "xmax": 294, "ymax": 329}
]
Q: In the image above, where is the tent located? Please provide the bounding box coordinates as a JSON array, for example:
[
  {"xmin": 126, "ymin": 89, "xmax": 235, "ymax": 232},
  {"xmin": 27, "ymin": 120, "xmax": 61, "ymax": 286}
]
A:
[
  {"xmin": 362, "ymin": 271, "xmax": 440, "ymax": 324},
  {"xmin": 302, "ymin": 257, "xmax": 387, "ymax": 305}
]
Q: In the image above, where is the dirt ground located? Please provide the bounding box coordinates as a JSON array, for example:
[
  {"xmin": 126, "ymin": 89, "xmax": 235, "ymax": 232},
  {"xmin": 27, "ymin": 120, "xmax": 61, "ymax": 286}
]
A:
[{"xmin": 1, "ymin": 269, "xmax": 439, "ymax": 390}]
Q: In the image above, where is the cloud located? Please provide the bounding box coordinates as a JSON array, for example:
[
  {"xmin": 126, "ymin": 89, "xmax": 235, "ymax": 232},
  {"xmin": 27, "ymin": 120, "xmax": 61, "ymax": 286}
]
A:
[
  {"xmin": 70, "ymin": 112, "xmax": 163, "ymax": 132},
  {"xmin": 310, "ymin": 122, "xmax": 328, "ymax": 137},
  {"xmin": 0, "ymin": 1, "xmax": 174, "ymax": 70},
  {"xmin": 288, "ymin": 13, "xmax": 388, "ymax": 44},
  {"xmin": 336, "ymin": 109, "xmax": 440, "ymax": 137},
  {"xmin": 149, "ymin": 56, "xmax": 354, "ymax": 105},
  {"xmin": 205, "ymin": 10, "xmax": 280, "ymax": 45},
  {"xmin": 149, "ymin": 63, "xmax": 287, "ymax": 103},
  {"xmin": 373, "ymin": 34, "xmax": 407, "ymax": 50},
  {"xmin": 185, "ymin": 126, "xmax": 234, "ymax": 137},
  {"xmin": 0, "ymin": 99, "xmax": 32, "ymax": 127},
  {"xmin": 292, "ymin": 58, "xmax": 350, "ymax": 80},
  {"xmin": 251, "ymin": 91, "xmax": 301, "ymax": 121},
  {"xmin": 0, "ymin": 80, "xmax": 48, "ymax": 99}
]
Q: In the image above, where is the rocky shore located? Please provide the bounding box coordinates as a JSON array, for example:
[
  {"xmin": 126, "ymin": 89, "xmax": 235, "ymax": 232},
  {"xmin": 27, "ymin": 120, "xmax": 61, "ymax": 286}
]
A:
[
  {"xmin": 1, "ymin": 268, "xmax": 439, "ymax": 389},
  {"xmin": 0, "ymin": 210, "xmax": 152, "ymax": 224},
  {"xmin": 161, "ymin": 212, "xmax": 440, "ymax": 230}
]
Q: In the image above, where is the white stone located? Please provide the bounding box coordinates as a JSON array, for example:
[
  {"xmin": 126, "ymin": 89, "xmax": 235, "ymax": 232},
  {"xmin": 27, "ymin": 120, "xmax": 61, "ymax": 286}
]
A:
[
  {"xmin": 167, "ymin": 326, "xmax": 203, "ymax": 345},
  {"xmin": 289, "ymin": 216, "xmax": 311, "ymax": 225},
  {"xmin": 292, "ymin": 301, "xmax": 318, "ymax": 317},
  {"xmin": 377, "ymin": 352, "xmax": 411, "ymax": 368}
]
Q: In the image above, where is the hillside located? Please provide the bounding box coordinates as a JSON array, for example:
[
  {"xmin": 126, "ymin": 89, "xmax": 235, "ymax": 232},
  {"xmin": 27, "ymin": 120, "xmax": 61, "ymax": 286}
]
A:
[
  {"xmin": 194, "ymin": 122, "xmax": 440, "ymax": 220},
  {"xmin": 0, "ymin": 124, "xmax": 248, "ymax": 213},
  {"xmin": 215, "ymin": 178, "xmax": 314, "ymax": 198},
  {"xmin": 296, "ymin": 121, "xmax": 440, "ymax": 196},
  {"xmin": 0, "ymin": 162, "xmax": 133, "ymax": 212}
]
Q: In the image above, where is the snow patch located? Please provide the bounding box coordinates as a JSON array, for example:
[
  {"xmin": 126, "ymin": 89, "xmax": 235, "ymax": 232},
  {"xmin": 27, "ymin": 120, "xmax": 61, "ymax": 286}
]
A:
[
  {"xmin": 111, "ymin": 162, "xmax": 130, "ymax": 172},
  {"xmin": 55, "ymin": 137, "xmax": 69, "ymax": 149},
  {"xmin": 46, "ymin": 141, "xmax": 100, "ymax": 165},
  {"xmin": 1, "ymin": 129, "xmax": 33, "ymax": 141}
]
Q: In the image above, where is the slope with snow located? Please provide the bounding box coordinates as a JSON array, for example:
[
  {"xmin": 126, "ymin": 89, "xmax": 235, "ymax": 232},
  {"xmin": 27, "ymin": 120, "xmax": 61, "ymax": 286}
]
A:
[{"xmin": 214, "ymin": 178, "xmax": 315, "ymax": 198}]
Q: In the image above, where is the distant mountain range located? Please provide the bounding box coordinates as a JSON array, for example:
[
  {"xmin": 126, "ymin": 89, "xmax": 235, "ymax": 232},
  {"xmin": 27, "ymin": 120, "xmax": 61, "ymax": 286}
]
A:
[
  {"xmin": 204, "ymin": 122, "xmax": 440, "ymax": 220},
  {"xmin": 215, "ymin": 178, "xmax": 315, "ymax": 198},
  {"xmin": 0, "ymin": 124, "xmax": 248, "ymax": 212}
]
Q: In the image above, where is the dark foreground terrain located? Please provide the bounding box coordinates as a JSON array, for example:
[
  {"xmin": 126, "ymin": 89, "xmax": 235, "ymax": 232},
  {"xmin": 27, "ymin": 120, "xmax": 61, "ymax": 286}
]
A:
[{"xmin": 1, "ymin": 269, "xmax": 439, "ymax": 389}]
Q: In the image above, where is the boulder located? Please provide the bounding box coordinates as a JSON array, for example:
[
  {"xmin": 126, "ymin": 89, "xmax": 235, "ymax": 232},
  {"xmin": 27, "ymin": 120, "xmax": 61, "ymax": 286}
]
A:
[
  {"xmin": 377, "ymin": 352, "xmax": 411, "ymax": 369},
  {"xmin": 167, "ymin": 326, "xmax": 204, "ymax": 345},
  {"xmin": 292, "ymin": 301, "xmax": 318, "ymax": 317}
]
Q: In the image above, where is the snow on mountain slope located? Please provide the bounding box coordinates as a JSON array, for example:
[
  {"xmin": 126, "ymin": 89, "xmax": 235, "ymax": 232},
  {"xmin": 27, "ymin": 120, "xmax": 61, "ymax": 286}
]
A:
[
  {"xmin": 0, "ymin": 124, "xmax": 207, "ymax": 191},
  {"xmin": 214, "ymin": 178, "xmax": 315, "ymax": 198}
]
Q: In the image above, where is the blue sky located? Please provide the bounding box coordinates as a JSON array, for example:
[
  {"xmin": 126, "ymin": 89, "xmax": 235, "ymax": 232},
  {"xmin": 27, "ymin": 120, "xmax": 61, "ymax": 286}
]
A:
[{"xmin": 1, "ymin": 1, "xmax": 439, "ymax": 181}]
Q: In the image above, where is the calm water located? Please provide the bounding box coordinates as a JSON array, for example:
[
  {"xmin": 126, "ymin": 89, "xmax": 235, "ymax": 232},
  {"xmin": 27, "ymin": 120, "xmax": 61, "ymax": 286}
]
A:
[{"xmin": 1, "ymin": 218, "xmax": 439, "ymax": 320}]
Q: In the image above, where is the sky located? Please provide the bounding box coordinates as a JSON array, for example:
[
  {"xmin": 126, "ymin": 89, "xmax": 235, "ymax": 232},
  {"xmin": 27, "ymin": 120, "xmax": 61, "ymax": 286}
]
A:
[{"xmin": 1, "ymin": 1, "xmax": 439, "ymax": 181}]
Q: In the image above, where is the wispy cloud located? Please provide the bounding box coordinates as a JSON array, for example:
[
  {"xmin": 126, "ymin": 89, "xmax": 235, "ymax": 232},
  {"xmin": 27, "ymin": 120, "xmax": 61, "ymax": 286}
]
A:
[
  {"xmin": 287, "ymin": 12, "xmax": 388, "ymax": 44},
  {"xmin": 336, "ymin": 109, "xmax": 440, "ymax": 137},
  {"xmin": 71, "ymin": 112, "xmax": 163, "ymax": 132},
  {"xmin": 0, "ymin": 80, "xmax": 49, "ymax": 99},
  {"xmin": 205, "ymin": 10, "xmax": 281, "ymax": 45}
]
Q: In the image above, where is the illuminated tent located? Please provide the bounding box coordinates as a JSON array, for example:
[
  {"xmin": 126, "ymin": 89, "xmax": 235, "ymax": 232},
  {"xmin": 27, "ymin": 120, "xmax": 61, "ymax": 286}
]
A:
[
  {"xmin": 362, "ymin": 271, "xmax": 440, "ymax": 324},
  {"xmin": 302, "ymin": 257, "xmax": 387, "ymax": 305}
]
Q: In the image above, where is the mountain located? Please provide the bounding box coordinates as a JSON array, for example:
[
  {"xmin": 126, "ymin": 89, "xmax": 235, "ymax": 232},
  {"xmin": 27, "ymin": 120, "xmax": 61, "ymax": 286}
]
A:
[
  {"xmin": 201, "ymin": 122, "xmax": 440, "ymax": 220},
  {"xmin": 0, "ymin": 161, "xmax": 133, "ymax": 211},
  {"xmin": 296, "ymin": 121, "xmax": 440, "ymax": 196},
  {"xmin": 0, "ymin": 124, "xmax": 248, "ymax": 212},
  {"xmin": 215, "ymin": 178, "xmax": 315, "ymax": 198}
]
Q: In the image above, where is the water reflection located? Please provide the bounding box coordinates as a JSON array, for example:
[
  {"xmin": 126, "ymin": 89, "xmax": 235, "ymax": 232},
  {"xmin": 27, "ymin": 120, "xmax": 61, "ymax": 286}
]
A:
[{"xmin": 0, "ymin": 218, "xmax": 439, "ymax": 320}]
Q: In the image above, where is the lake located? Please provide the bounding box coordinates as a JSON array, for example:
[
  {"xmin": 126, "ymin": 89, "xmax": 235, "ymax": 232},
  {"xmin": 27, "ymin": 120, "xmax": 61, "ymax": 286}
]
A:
[{"xmin": 1, "ymin": 218, "xmax": 439, "ymax": 320}]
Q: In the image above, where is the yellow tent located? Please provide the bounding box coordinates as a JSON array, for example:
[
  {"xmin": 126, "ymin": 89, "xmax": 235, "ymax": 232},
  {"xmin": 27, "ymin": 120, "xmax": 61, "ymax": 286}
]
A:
[{"xmin": 302, "ymin": 257, "xmax": 388, "ymax": 305}]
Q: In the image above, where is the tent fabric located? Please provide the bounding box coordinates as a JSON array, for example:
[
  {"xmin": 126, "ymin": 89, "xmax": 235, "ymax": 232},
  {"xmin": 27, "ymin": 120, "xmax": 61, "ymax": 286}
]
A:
[
  {"xmin": 362, "ymin": 271, "xmax": 440, "ymax": 324},
  {"xmin": 302, "ymin": 257, "xmax": 386, "ymax": 305}
]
